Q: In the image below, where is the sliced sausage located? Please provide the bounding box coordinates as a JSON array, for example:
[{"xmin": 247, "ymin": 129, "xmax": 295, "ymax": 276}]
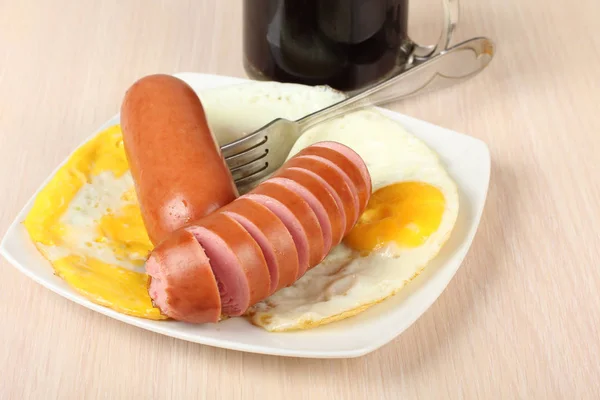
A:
[
  {"xmin": 186, "ymin": 213, "xmax": 271, "ymax": 317},
  {"xmin": 281, "ymin": 155, "xmax": 360, "ymax": 235},
  {"xmin": 242, "ymin": 193, "xmax": 310, "ymax": 280},
  {"xmin": 266, "ymin": 177, "xmax": 333, "ymax": 254},
  {"xmin": 121, "ymin": 74, "xmax": 238, "ymax": 245},
  {"xmin": 220, "ymin": 197, "xmax": 299, "ymax": 293},
  {"xmin": 248, "ymin": 181, "xmax": 326, "ymax": 267},
  {"xmin": 296, "ymin": 141, "xmax": 371, "ymax": 211},
  {"xmin": 273, "ymin": 167, "xmax": 346, "ymax": 248},
  {"xmin": 244, "ymin": 181, "xmax": 325, "ymax": 277},
  {"xmin": 312, "ymin": 141, "xmax": 371, "ymax": 193},
  {"xmin": 146, "ymin": 229, "xmax": 221, "ymax": 323},
  {"xmin": 145, "ymin": 142, "xmax": 372, "ymax": 324}
]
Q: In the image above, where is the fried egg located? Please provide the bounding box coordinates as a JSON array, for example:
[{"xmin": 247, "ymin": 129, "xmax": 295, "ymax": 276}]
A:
[
  {"xmin": 24, "ymin": 126, "xmax": 163, "ymax": 319},
  {"xmin": 248, "ymin": 109, "xmax": 459, "ymax": 331},
  {"xmin": 23, "ymin": 80, "xmax": 458, "ymax": 330}
]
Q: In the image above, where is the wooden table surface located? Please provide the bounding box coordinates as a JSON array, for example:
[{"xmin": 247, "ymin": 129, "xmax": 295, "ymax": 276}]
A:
[{"xmin": 1, "ymin": 0, "xmax": 599, "ymax": 398}]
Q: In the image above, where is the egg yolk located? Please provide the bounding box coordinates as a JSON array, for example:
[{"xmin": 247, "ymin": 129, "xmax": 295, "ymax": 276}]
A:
[
  {"xmin": 52, "ymin": 255, "xmax": 165, "ymax": 319},
  {"xmin": 344, "ymin": 182, "xmax": 445, "ymax": 252},
  {"xmin": 98, "ymin": 190, "xmax": 153, "ymax": 264}
]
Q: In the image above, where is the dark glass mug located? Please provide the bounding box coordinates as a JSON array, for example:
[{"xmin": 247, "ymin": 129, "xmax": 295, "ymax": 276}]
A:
[{"xmin": 243, "ymin": 0, "xmax": 459, "ymax": 92}]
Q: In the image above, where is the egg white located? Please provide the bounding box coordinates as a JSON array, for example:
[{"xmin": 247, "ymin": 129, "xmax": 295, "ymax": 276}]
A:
[
  {"xmin": 199, "ymin": 81, "xmax": 346, "ymax": 146},
  {"xmin": 245, "ymin": 99, "xmax": 459, "ymax": 331},
  {"xmin": 35, "ymin": 172, "xmax": 136, "ymax": 264}
]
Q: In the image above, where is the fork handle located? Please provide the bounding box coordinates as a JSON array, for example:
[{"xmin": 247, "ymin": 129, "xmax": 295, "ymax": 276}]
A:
[{"xmin": 297, "ymin": 37, "xmax": 495, "ymax": 132}]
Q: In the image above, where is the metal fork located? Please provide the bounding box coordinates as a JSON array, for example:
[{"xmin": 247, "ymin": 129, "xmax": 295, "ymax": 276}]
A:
[{"xmin": 222, "ymin": 37, "xmax": 495, "ymax": 193}]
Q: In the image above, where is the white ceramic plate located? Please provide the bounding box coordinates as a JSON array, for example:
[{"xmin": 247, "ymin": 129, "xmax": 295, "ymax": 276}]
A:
[{"xmin": 0, "ymin": 73, "xmax": 490, "ymax": 359}]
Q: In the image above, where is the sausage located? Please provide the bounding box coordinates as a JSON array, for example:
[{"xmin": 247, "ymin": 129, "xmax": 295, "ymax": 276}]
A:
[
  {"xmin": 221, "ymin": 197, "xmax": 299, "ymax": 293},
  {"xmin": 281, "ymin": 155, "xmax": 360, "ymax": 235},
  {"xmin": 295, "ymin": 142, "xmax": 371, "ymax": 211},
  {"xmin": 241, "ymin": 197, "xmax": 308, "ymax": 277},
  {"xmin": 144, "ymin": 142, "xmax": 372, "ymax": 324},
  {"xmin": 312, "ymin": 142, "xmax": 371, "ymax": 191},
  {"xmin": 266, "ymin": 177, "xmax": 333, "ymax": 255},
  {"xmin": 146, "ymin": 229, "xmax": 221, "ymax": 323},
  {"xmin": 187, "ymin": 213, "xmax": 271, "ymax": 317},
  {"xmin": 273, "ymin": 167, "xmax": 346, "ymax": 248},
  {"xmin": 246, "ymin": 181, "xmax": 325, "ymax": 271},
  {"xmin": 240, "ymin": 192, "xmax": 310, "ymax": 279},
  {"xmin": 120, "ymin": 74, "xmax": 238, "ymax": 245}
]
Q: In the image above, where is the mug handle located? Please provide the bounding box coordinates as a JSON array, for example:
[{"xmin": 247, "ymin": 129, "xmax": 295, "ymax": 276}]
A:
[{"xmin": 410, "ymin": 0, "xmax": 459, "ymax": 62}]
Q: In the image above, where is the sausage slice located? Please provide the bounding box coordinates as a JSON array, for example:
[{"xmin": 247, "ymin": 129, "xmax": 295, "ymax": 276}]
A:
[
  {"xmin": 266, "ymin": 177, "xmax": 333, "ymax": 255},
  {"xmin": 187, "ymin": 213, "xmax": 271, "ymax": 317},
  {"xmin": 312, "ymin": 142, "xmax": 371, "ymax": 193},
  {"xmin": 281, "ymin": 155, "xmax": 360, "ymax": 235},
  {"xmin": 146, "ymin": 229, "xmax": 221, "ymax": 323},
  {"xmin": 273, "ymin": 167, "xmax": 346, "ymax": 248},
  {"xmin": 296, "ymin": 141, "xmax": 371, "ymax": 211},
  {"xmin": 248, "ymin": 181, "xmax": 325, "ymax": 267},
  {"xmin": 221, "ymin": 197, "xmax": 299, "ymax": 293}
]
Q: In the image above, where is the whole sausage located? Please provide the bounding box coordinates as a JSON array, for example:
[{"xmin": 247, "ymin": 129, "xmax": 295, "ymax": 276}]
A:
[{"xmin": 121, "ymin": 74, "xmax": 238, "ymax": 245}]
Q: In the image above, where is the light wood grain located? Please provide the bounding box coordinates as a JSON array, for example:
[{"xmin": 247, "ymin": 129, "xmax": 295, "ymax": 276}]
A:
[{"xmin": 1, "ymin": 0, "xmax": 599, "ymax": 398}]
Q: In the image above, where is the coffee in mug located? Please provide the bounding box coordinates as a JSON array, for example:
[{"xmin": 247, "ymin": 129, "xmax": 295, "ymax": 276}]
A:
[{"xmin": 243, "ymin": 0, "xmax": 458, "ymax": 92}]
